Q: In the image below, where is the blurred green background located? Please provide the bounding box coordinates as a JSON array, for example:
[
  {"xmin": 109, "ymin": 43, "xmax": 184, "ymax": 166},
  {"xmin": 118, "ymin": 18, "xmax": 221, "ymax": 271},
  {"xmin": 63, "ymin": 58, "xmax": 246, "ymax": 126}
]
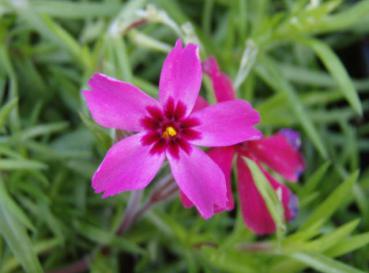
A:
[{"xmin": 1, "ymin": 0, "xmax": 369, "ymax": 272}]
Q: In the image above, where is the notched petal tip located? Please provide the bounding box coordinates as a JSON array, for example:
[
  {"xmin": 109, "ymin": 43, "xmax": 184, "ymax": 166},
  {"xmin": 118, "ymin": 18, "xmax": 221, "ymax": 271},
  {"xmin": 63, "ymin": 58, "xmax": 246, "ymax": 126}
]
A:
[
  {"xmin": 203, "ymin": 57, "xmax": 219, "ymax": 75},
  {"xmin": 87, "ymin": 72, "xmax": 112, "ymax": 88},
  {"xmin": 159, "ymin": 40, "xmax": 202, "ymax": 115},
  {"xmin": 174, "ymin": 39, "xmax": 183, "ymax": 49}
]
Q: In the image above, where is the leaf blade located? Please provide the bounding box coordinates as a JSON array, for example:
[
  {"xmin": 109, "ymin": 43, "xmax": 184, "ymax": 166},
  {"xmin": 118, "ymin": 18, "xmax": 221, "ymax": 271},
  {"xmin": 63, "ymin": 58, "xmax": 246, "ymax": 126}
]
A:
[
  {"xmin": 307, "ymin": 39, "xmax": 362, "ymax": 115},
  {"xmin": 0, "ymin": 181, "xmax": 43, "ymax": 273}
]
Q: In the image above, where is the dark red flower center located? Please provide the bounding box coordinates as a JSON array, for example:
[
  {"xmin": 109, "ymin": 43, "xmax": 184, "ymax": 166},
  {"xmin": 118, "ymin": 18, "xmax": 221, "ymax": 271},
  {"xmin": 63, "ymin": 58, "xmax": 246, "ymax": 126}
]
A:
[{"xmin": 140, "ymin": 98, "xmax": 201, "ymax": 158}]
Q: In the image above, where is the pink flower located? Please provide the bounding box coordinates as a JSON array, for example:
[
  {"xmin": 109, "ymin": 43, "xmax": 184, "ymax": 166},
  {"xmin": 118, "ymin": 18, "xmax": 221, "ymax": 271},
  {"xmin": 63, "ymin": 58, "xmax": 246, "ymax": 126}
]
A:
[
  {"xmin": 82, "ymin": 41, "xmax": 261, "ymax": 219},
  {"xmin": 181, "ymin": 57, "xmax": 304, "ymax": 233}
]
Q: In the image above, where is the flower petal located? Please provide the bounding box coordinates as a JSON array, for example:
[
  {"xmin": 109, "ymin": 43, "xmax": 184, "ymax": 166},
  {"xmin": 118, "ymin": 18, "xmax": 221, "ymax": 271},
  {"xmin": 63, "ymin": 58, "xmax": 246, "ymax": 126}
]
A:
[
  {"xmin": 246, "ymin": 130, "xmax": 304, "ymax": 181},
  {"xmin": 159, "ymin": 40, "xmax": 202, "ymax": 115},
  {"xmin": 203, "ymin": 57, "xmax": 236, "ymax": 102},
  {"xmin": 208, "ymin": 147, "xmax": 235, "ymax": 211},
  {"xmin": 193, "ymin": 96, "xmax": 209, "ymax": 112},
  {"xmin": 179, "ymin": 146, "xmax": 235, "ymax": 212},
  {"xmin": 92, "ymin": 134, "xmax": 164, "ymax": 198},
  {"xmin": 83, "ymin": 73, "xmax": 159, "ymax": 132},
  {"xmin": 279, "ymin": 128, "xmax": 302, "ymax": 150},
  {"xmin": 190, "ymin": 99, "xmax": 262, "ymax": 147},
  {"xmin": 167, "ymin": 146, "xmax": 227, "ymax": 219},
  {"xmin": 179, "ymin": 191, "xmax": 193, "ymax": 208},
  {"xmin": 236, "ymin": 156, "xmax": 297, "ymax": 235}
]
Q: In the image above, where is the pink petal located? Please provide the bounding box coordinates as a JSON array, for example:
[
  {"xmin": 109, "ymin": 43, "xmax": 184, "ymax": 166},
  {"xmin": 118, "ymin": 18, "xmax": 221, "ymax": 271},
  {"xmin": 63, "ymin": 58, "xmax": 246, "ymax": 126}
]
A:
[
  {"xmin": 190, "ymin": 99, "xmax": 262, "ymax": 147},
  {"xmin": 159, "ymin": 40, "xmax": 202, "ymax": 116},
  {"xmin": 203, "ymin": 57, "xmax": 236, "ymax": 102},
  {"xmin": 167, "ymin": 146, "xmax": 227, "ymax": 219},
  {"xmin": 246, "ymin": 131, "xmax": 304, "ymax": 181},
  {"xmin": 179, "ymin": 191, "xmax": 194, "ymax": 208},
  {"xmin": 236, "ymin": 156, "xmax": 297, "ymax": 235},
  {"xmin": 208, "ymin": 147, "xmax": 235, "ymax": 211},
  {"xmin": 179, "ymin": 146, "xmax": 235, "ymax": 211},
  {"xmin": 193, "ymin": 96, "xmax": 209, "ymax": 112},
  {"xmin": 83, "ymin": 73, "xmax": 159, "ymax": 132},
  {"xmin": 92, "ymin": 134, "xmax": 164, "ymax": 198}
]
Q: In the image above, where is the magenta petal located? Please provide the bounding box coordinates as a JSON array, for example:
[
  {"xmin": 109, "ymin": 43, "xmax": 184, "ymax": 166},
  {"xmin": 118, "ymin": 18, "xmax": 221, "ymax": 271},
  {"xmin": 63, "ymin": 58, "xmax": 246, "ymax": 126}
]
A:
[
  {"xmin": 159, "ymin": 40, "xmax": 202, "ymax": 115},
  {"xmin": 83, "ymin": 73, "xmax": 159, "ymax": 132},
  {"xmin": 178, "ymin": 147, "xmax": 235, "ymax": 212},
  {"xmin": 167, "ymin": 146, "xmax": 227, "ymax": 219},
  {"xmin": 208, "ymin": 147, "xmax": 235, "ymax": 211},
  {"xmin": 247, "ymin": 132, "xmax": 305, "ymax": 182},
  {"xmin": 92, "ymin": 134, "xmax": 164, "ymax": 198},
  {"xmin": 190, "ymin": 99, "xmax": 262, "ymax": 147},
  {"xmin": 203, "ymin": 57, "xmax": 236, "ymax": 102},
  {"xmin": 193, "ymin": 96, "xmax": 209, "ymax": 112},
  {"xmin": 179, "ymin": 191, "xmax": 194, "ymax": 208}
]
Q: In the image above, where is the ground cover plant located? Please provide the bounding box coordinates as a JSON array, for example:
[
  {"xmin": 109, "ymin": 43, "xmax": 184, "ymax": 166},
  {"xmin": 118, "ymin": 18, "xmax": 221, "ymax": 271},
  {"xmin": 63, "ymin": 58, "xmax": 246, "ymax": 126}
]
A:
[{"xmin": 1, "ymin": 0, "xmax": 369, "ymax": 272}]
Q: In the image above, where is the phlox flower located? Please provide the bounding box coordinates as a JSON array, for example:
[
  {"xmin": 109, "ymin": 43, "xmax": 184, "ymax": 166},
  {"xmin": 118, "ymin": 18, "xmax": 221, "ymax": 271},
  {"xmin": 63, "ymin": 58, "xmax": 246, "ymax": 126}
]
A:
[
  {"xmin": 82, "ymin": 40, "xmax": 261, "ymax": 219},
  {"xmin": 180, "ymin": 57, "xmax": 304, "ymax": 233}
]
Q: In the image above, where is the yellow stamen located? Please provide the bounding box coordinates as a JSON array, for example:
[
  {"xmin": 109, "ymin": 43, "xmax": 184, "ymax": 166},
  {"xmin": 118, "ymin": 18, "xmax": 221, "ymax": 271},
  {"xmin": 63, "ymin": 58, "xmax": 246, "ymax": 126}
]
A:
[{"xmin": 162, "ymin": 126, "xmax": 177, "ymax": 139}]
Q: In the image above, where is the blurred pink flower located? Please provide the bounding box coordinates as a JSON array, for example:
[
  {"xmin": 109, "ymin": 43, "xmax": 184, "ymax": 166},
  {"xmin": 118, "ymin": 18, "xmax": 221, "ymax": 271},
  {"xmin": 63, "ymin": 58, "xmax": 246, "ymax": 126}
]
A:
[
  {"xmin": 82, "ymin": 41, "xmax": 261, "ymax": 219},
  {"xmin": 180, "ymin": 57, "xmax": 304, "ymax": 233}
]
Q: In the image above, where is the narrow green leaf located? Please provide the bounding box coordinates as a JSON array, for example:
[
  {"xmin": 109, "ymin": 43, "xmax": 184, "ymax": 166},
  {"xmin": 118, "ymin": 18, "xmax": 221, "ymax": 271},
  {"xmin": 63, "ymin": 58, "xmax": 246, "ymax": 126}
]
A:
[
  {"xmin": 3, "ymin": 238, "xmax": 62, "ymax": 273},
  {"xmin": 327, "ymin": 231, "xmax": 369, "ymax": 257},
  {"xmin": 32, "ymin": 0, "xmax": 120, "ymax": 19},
  {"xmin": 304, "ymin": 220, "xmax": 360, "ymax": 253},
  {"xmin": 0, "ymin": 181, "xmax": 43, "ymax": 273},
  {"xmin": 18, "ymin": 122, "xmax": 68, "ymax": 141},
  {"xmin": 0, "ymin": 159, "xmax": 47, "ymax": 170},
  {"xmin": 256, "ymin": 58, "xmax": 328, "ymax": 158},
  {"xmin": 0, "ymin": 183, "xmax": 35, "ymax": 231},
  {"xmin": 320, "ymin": 0, "xmax": 369, "ymax": 32},
  {"xmin": 0, "ymin": 41, "xmax": 20, "ymax": 131},
  {"xmin": 79, "ymin": 113, "xmax": 111, "ymax": 151},
  {"xmin": 234, "ymin": 39, "xmax": 258, "ymax": 89},
  {"xmin": 0, "ymin": 98, "xmax": 18, "ymax": 128},
  {"xmin": 8, "ymin": 0, "xmax": 89, "ymax": 68},
  {"xmin": 306, "ymin": 39, "xmax": 362, "ymax": 115},
  {"xmin": 74, "ymin": 221, "xmax": 113, "ymax": 244},
  {"xmin": 74, "ymin": 221, "xmax": 144, "ymax": 254},
  {"xmin": 202, "ymin": 248, "xmax": 258, "ymax": 273},
  {"xmin": 289, "ymin": 252, "xmax": 365, "ymax": 273},
  {"xmin": 243, "ymin": 157, "xmax": 286, "ymax": 238},
  {"xmin": 302, "ymin": 171, "xmax": 358, "ymax": 230},
  {"xmin": 128, "ymin": 30, "xmax": 171, "ymax": 53},
  {"xmin": 280, "ymin": 63, "xmax": 369, "ymax": 91},
  {"xmin": 302, "ymin": 162, "xmax": 331, "ymax": 195}
]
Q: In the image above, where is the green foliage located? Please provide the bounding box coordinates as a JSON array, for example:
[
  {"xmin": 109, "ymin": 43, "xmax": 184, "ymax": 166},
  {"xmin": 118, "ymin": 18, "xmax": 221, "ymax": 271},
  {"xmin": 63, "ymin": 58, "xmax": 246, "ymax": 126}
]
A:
[
  {"xmin": 244, "ymin": 157, "xmax": 286, "ymax": 239},
  {"xmin": 1, "ymin": 0, "xmax": 369, "ymax": 272},
  {"xmin": 0, "ymin": 181, "xmax": 43, "ymax": 273}
]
